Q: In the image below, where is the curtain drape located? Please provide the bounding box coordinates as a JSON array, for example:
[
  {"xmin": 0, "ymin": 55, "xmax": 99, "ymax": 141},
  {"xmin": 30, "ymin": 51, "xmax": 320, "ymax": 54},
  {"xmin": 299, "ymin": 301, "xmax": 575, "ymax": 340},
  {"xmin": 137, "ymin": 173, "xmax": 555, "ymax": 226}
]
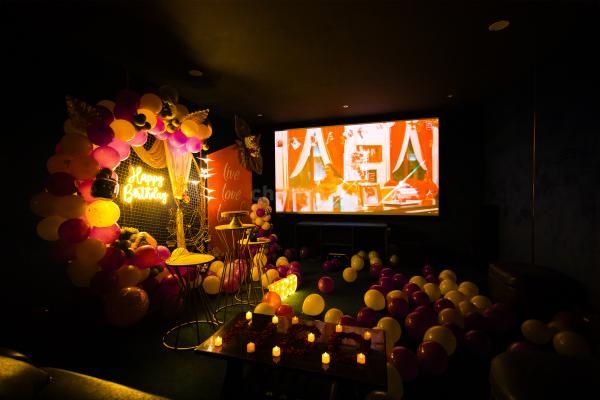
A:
[{"xmin": 132, "ymin": 139, "xmax": 167, "ymax": 169}]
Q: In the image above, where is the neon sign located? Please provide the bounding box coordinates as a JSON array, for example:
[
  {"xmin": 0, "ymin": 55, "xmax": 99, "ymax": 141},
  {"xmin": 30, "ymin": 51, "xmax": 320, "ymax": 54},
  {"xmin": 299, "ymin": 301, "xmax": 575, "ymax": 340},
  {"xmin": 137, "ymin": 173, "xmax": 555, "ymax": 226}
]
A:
[{"xmin": 122, "ymin": 166, "xmax": 168, "ymax": 205}]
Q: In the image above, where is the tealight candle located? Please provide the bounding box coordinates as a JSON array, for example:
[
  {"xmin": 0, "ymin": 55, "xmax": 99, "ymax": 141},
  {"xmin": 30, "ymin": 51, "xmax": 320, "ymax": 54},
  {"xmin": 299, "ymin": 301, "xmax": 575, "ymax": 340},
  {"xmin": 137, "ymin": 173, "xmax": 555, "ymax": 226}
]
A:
[
  {"xmin": 246, "ymin": 342, "xmax": 255, "ymax": 353},
  {"xmin": 272, "ymin": 346, "xmax": 281, "ymax": 358},
  {"xmin": 335, "ymin": 323, "xmax": 343, "ymax": 333},
  {"xmin": 357, "ymin": 352, "xmax": 366, "ymax": 365},
  {"xmin": 363, "ymin": 331, "xmax": 371, "ymax": 340},
  {"xmin": 214, "ymin": 336, "xmax": 223, "ymax": 347},
  {"xmin": 322, "ymin": 352, "xmax": 330, "ymax": 365},
  {"xmin": 307, "ymin": 332, "xmax": 315, "ymax": 343},
  {"xmin": 292, "ymin": 316, "xmax": 299, "ymax": 325},
  {"xmin": 272, "ymin": 315, "xmax": 279, "ymax": 324},
  {"xmin": 246, "ymin": 311, "xmax": 252, "ymax": 321}
]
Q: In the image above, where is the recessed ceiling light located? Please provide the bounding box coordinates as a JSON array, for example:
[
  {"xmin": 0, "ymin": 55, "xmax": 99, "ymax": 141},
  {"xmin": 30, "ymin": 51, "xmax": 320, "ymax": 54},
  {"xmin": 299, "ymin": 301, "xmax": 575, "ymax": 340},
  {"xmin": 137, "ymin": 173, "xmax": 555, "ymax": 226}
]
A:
[
  {"xmin": 488, "ymin": 20, "xmax": 510, "ymax": 32},
  {"xmin": 257, "ymin": 113, "xmax": 263, "ymax": 117},
  {"xmin": 342, "ymin": 104, "xmax": 350, "ymax": 109},
  {"xmin": 447, "ymin": 94, "xmax": 454, "ymax": 98},
  {"xmin": 188, "ymin": 69, "xmax": 204, "ymax": 77}
]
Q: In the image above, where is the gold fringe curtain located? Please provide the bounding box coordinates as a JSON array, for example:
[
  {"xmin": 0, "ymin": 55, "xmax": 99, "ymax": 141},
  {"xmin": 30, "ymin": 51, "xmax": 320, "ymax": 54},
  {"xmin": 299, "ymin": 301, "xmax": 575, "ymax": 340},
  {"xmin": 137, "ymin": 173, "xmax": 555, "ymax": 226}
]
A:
[
  {"xmin": 164, "ymin": 141, "xmax": 193, "ymax": 248},
  {"xmin": 132, "ymin": 140, "xmax": 167, "ymax": 169}
]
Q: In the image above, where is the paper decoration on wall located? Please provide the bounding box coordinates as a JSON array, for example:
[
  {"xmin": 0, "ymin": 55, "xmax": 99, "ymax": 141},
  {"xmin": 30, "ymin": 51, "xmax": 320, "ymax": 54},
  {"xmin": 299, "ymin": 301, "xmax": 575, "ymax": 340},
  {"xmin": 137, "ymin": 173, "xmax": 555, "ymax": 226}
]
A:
[{"xmin": 234, "ymin": 115, "xmax": 263, "ymax": 175}]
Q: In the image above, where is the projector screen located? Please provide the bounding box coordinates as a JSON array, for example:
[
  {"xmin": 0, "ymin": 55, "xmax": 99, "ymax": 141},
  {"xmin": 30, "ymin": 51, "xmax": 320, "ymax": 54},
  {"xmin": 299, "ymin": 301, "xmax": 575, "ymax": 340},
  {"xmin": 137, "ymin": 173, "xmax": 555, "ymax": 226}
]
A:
[{"xmin": 274, "ymin": 118, "xmax": 439, "ymax": 215}]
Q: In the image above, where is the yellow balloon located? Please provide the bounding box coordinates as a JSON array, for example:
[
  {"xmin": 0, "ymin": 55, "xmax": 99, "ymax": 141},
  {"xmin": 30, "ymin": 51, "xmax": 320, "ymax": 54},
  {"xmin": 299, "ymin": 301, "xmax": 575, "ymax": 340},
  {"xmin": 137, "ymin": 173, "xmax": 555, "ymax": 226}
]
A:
[
  {"xmin": 59, "ymin": 134, "xmax": 92, "ymax": 156},
  {"xmin": 324, "ymin": 308, "xmax": 344, "ymax": 324},
  {"xmin": 254, "ymin": 217, "xmax": 264, "ymax": 226},
  {"xmin": 368, "ymin": 250, "xmax": 379, "ymax": 259},
  {"xmin": 30, "ymin": 192, "xmax": 57, "ymax": 217},
  {"xmin": 364, "ymin": 289, "xmax": 386, "ymax": 311},
  {"xmin": 458, "ymin": 281, "xmax": 479, "ymax": 299},
  {"xmin": 302, "ymin": 293, "xmax": 325, "ymax": 316},
  {"xmin": 254, "ymin": 302, "xmax": 275, "ymax": 315},
  {"xmin": 85, "ymin": 200, "xmax": 120, "ymax": 227},
  {"xmin": 470, "ymin": 295, "xmax": 492, "ymax": 311},
  {"xmin": 70, "ymin": 155, "xmax": 99, "ymax": 180},
  {"xmin": 54, "ymin": 195, "xmax": 86, "ymax": 219},
  {"xmin": 139, "ymin": 93, "xmax": 162, "ymax": 114},
  {"xmin": 209, "ymin": 261, "xmax": 224, "ymax": 277},
  {"xmin": 357, "ymin": 250, "xmax": 367, "ymax": 260},
  {"xmin": 439, "ymin": 269, "xmax": 457, "ymax": 281},
  {"xmin": 438, "ymin": 308, "xmax": 464, "ymax": 328},
  {"xmin": 253, "ymin": 254, "xmax": 267, "ymax": 268},
  {"xmin": 377, "ymin": 316, "xmax": 402, "ymax": 345},
  {"xmin": 251, "ymin": 266, "xmax": 260, "ymax": 281},
  {"xmin": 175, "ymin": 104, "xmax": 189, "ymax": 120},
  {"xmin": 75, "ymin": 239, "xmax": 106, "ymax": 264},
  {"xmin": 262, "ymin": 269, "xmax": 280, "ymax": 288},
  {"xmin": 409, "ymin": 275, "xmax": 426, "ymax": 289},
  {"xmin": 439, "ymin": 279, "xmax": 457, "ymax": 295},
  {"xmin": 521, "ymin": 319, "xmax": 553, "ymax": 345},
  {"xmin": 203, "ymin": 275, "xmax": 221, "ymax": 295},
  {"xmin": 137, "ymin": 108, "xmax": 157, "ymax": 129},
  {"xmin": 423, "ymin": 283, "xmax": 441, "ymax": 302},
  {"xmin": 444, "ymin": 290, "xmax": 466, "ymax": 306},
  {"xmin": 351, "ymin": 255, "xmax": 365, "ymax": 271},
  {"xmin": 67, "ymin": 259, "xmax": 99, "ymax": 287},
  {"xmin": 251, "ymin": 204, "xmax": 259, "ymax": 211},
  {"xmin": 386, "ymin": 362, "xmax": 404, "ymax": 400},
  {"xmin": 47, "ymin": 153, "xmax": 75, "ymax": 174},
  {"xmin": 343, "ymin": 267, "xmax": 358, "ymax": 282},
  {"xmin": 389, "ymin": 254, "xmax": 399, "ymax": 266},
  {"xmin": 276, "ymin": 256, "xmax": 289, "ymax": 266},
  {"xmin": 370, "ymin": 257, "xmax": 383, "ymax": 266},
  {"xmin": 263, "ymin": 215, "xmax": 271, "ymax": 222},
  {"xmin": 424, "ymin": 325, "xmax": 457, "ymax": 355},
  {"xmin": 458, "ymin": 300, "xmax": 478, "ymax": 316},
  {"xmin": 249, "ymin": 211, "xmax": 257, "ymax": 220},
  {"xmin": 97, "ymin": 99, "xmax": 116, "ymax": 112},
  {"xmin": 110, "ymin": 119, "xmax": 136, "ymax": 142},
  {"xmin": 553, "ymin": 331, "xmax": 591, "ymax": 357},
  {"xmin": 117, "ymin": 265, "xmax": 143, "ymax": 288},
  {"xmin": 180, "ymin": 120, "xmax": 201, "ymax": 138},
  {"xmin": 36, "ymin": 215, "xmax": 65, "ymax": 241},
  {"xmin": 386, "ymin": 290, "xmax": 406, "ymax": 304},
  {"xmin": 261, "ymin": 222, "xmax": 271, "ymax": 231}
]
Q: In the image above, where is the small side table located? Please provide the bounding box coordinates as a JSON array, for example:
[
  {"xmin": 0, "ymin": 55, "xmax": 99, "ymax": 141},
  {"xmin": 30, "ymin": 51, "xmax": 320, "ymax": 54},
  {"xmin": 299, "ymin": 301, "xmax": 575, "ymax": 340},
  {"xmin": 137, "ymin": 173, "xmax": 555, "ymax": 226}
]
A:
[{"xmin": 162, "ymin": 252, "xmax": 216, "ymax": 351}]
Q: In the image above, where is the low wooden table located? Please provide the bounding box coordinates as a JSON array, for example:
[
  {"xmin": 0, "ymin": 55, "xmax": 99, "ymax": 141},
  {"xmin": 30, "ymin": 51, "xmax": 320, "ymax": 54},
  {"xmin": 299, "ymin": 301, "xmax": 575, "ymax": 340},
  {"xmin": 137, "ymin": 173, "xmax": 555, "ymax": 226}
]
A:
[{"xmin": 195, "ymin": 312, "xmax": 387, "ymax": 399}]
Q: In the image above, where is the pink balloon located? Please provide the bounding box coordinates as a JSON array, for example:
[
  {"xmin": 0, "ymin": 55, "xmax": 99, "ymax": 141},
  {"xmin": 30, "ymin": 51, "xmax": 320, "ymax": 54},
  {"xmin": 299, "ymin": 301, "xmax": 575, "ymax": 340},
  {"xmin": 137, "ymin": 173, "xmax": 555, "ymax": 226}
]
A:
[
  {"xmin": 58, "ymin": 218, "xmax": 90, "ymax": 243},
  {"xmin": 185, "ymin": 136, "xmax": 202, "ymax": 153},
  {"xmin": 132, "ymin": 245, "xmax": 161, "ymax": 269},
  {"xmin": 87, "ymin": 122, "xmax": 114, "ymax": 146},
  {"xmin": 76, "ymin": 179, "xmax": 96, "ymax": 203},
  {"xmin": 129, "ymin": 130, "xmax": 148, "ymax": 147},
  {"xmin": 157, "ymin": 245, "xmax": 170, "ymax": 261},
  {"xmin": 107, "ymin": 138, "xmax": 131, "ymax": 161},
  {"xmin": 154, "ymin": 130, "xmax": 169, "ymax": 140},
  {"xmin": 92, "ymin": 146, "xmax": 121, "ymax": 170},
  {"xmin": 168, "ymin": 130, "xmax": 187, "ymax": 148},
  {"xmin": 89, "ymin": 223, "xmax": 120, "ymax": 244},
  {"xmin": 149, "ymin": 117, "xmax": 165, "ymax": 135}
]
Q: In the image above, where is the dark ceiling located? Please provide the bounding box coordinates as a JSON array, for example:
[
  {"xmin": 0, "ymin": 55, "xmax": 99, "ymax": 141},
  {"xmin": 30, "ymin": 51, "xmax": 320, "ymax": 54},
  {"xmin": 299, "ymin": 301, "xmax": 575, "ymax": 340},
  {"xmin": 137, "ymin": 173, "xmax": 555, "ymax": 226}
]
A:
[{"xmin": 4, "ymin": 0, "xmax": 597, "ymax": 126}]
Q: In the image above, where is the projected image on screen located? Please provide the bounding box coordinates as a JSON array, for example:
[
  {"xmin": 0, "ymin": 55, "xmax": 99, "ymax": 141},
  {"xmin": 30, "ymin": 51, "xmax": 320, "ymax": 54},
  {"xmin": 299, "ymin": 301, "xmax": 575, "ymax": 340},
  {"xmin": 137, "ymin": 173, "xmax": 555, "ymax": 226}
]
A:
[{"xmin": 274, "ymin": 118, "xmax": 439, "ymax": 215}]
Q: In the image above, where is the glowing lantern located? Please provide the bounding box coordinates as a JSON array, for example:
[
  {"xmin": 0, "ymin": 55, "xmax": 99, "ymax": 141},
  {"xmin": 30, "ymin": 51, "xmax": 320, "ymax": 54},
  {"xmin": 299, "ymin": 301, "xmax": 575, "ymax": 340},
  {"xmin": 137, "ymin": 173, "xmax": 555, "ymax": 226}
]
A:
[{"xmin": 267, "ymin": 273, "xmax": 297, "ymax": 300}]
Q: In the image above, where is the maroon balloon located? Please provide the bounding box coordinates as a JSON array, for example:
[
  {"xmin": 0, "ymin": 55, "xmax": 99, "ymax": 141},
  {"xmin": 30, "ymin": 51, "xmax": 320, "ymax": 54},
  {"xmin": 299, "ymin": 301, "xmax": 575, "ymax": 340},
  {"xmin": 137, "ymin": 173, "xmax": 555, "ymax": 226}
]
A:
[
  {"xmin": 369, "ymin": 263, "xmax": 383, "ymax": 278},
  {"xmin": 433, "ymin": 298, "xmax": 455, "ymax": 314},
  {"xmin": 277, "ymin": 265, "xmax": 289, "ymax": 278},
  {"xmin": 484, "ymin": 306, "xmax": 510, "ymax": 334},
  {"xmin": 442, "ymin": 322, "xmax": 464, "ymax": 344},
  {"xmin": 132, "ymin": 245, "xmax": 160, "ymax": 269},
  {"xmin": 289, "ymin": 261, "xmax": 301, "ymax": 270},
  {"xmin": 58, "ymin": 218, "xmax": 90, "ymax": 243},
  {"xmin": 425, "ymin": 274, "xmax": 439, "ymax": 284},
  {"xmin": 322, "ymin": 260, "xmax": 335, "ymax": 272},
  {"xmin": 87, "ymin": 121, "xmax": 114, "ymax": 146},
  {"xmin": 283, "ymin": 248, "xmax": 296, "ymax": 261},
  {"xmin": 422, "ymin": 264, "xmax": 434, "ymax": 276},
  {"xmin": 405, "ymin": 311, "xmax": 432, "ymax": 341},
  {"xmin": 340, "ymin": 315, "xmax": 359, "ymax": 326},
  {"xmin": 223, "ymin": 276, "xmax": 240, "ymax": 294},
  {"xmin": 356, "ymin": 307, "xmax": 378, "ymax": 328},
  {"xmin": 299, "ymin": 246, "xmax": 310, "ymax": 259},
  {"xmin": 392, "ymin": 273, "xmax": 408, "ymax": 289},
  {"xmin": 276, "ymin": 304, "xmax": 294, "ymax": 320},
  {"xmin": 269, "ymin": 234, "xmax": 278, "ymax": 243},
  {"xmin": 379, "ymin": 277, "xmax": 394, "ymax": 293},
  {"xmin": 90, "ymin": 270, "xmax": 118, "ymax": 295},
  {"xmin": 507, "ymin": 341, "xmax": 539, "ymax": 353},
  {"xmin": 464, "ymin": 311, "xmax": 489, "ymax": 332},
  {"xmin": 402, "ymin": 282, "xmax": 421, "ymax": 297},
  {"xmin": 318, "ymin": 276, "xmax": 335, "ymax": 294},
  {"xmin": 369, "ymin": 284, "xmax": 385, "ymax": 294},
  {"xmin": 387, "ymin": 297, "xmax": 410, "ymax": 320},
  {"xmin": 414, "ymin": 306, "xmax": 438, "ymax": 325},
  {"xmin": 265, "ymin": 263, "xmax": 276, "ymax": 270},
  {"xmin": 96, "ymin": 105, "xmax": 114, "ymax": 125},
  {"xmin": 463, "ymin": 330, "xmax": 492, "ymax": 357},
  {"xmin": 46, "ymin": 172, "xmax": 76, "ymax": 196},
  {"xmin": 389, "ymin": 346, "xmax": 419, "ymax": 381},
  {"xmin": 99, "ymin": 247, "xmax": 126, "ymax": 272},
  {"xmin": 417, "ymin": 341, "xmax": 448, "ymax": 375},
  {"xmin": 410, "ymin": 291, "xmax": 430, "ymax": 308},
  {"xmin": 380, "ymin": 268, "xmax": 394, "ymax": 278},
  {"xmin": 255, "ymin": 208, "xmax": 266, "ymax": 217}
]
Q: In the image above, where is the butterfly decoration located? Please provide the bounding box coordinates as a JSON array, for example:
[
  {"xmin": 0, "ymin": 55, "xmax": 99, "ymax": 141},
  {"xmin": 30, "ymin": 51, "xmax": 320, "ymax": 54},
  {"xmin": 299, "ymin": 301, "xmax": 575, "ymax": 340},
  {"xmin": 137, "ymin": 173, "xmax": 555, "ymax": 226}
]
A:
[{"xmin": 235, "ymin": 115, "xmax": 263, "ymax": 175}]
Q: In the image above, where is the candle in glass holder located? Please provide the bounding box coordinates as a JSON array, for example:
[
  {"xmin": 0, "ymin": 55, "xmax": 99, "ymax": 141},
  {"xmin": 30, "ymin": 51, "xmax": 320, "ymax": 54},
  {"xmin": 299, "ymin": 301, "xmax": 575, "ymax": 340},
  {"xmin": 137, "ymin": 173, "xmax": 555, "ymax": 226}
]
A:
[
  {"xmin": 363, "ymin": 331, "xmax": 371, "ymax": 340},
  {"xmin": 322, "ymin": 352, "xmax": 330, "ymax": 365},
  {"xmin": 214, "ymin": 336, "xmax": 223, "ymax": 347},
  {"xmin": 307, "ymin": 332, "xmax": 315, "ymax": 343},
  {"xmin": 272, "ymin": 346, "xmax": 281, "ymax": 358},
  {"xmin": 357, "ymin": 352, "xmax": 366, "ymax": 365},
  {"xmin": 246, "ymin": 342, "xmax": 255, "ymax": 353},
  {"xmin": 246, "ymin": 311, "xmax": 252, "ymax": 321},
  {"xmin": 272, "ymin": 315, "xmax": 279, "ymax": 324},
  {"xmin": 292, "ymin": 316, "xmax": 299, "ymax": 325},
  {"xmin": 335, "ymin": 323, "xmax": 343, "ymax": 333}
]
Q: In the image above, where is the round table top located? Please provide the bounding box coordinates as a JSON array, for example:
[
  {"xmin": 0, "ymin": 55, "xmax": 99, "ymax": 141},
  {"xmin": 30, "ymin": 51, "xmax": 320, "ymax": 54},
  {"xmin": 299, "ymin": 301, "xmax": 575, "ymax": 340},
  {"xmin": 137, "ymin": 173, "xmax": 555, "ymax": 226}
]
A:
[
  {"xmin": 166, "ymin": 253, "xmax": 215, "ymax": 266},
  {"xmin": 215, "ymin": 223, "xmax": 255, "ymax": 231}
]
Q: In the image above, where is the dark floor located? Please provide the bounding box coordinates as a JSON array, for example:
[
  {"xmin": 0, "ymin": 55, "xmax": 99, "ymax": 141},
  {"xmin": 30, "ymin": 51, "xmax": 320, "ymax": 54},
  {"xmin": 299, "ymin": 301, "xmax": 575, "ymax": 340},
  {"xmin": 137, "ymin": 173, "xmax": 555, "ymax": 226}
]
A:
[{"xmin": 3, "ymin": 256, "xmax": 506, "ymax": 400}]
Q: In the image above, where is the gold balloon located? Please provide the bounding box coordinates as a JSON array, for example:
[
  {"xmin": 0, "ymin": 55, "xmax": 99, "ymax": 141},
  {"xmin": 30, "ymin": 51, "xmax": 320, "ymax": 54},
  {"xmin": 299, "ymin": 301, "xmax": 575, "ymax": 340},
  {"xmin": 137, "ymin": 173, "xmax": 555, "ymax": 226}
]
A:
[
  {"xmin": 357, "ymin": 250, "xmax": 368, "ymax": 260},
  {"xmin": 409, "ymin": 275, "xmax": 426, "ymax": 289},
  {"xmin": 368, "ymin": 250, "xmax": 379, "ymax": 259},
  {"xmin": 110, "ymin": 119, "xmax": 136, "ymax": 142},
  {"xmin": 251, "ymin": 266, "xmax": 260, "ymax": 281},
  {"xmin": 386, "ymin": 362, "xmax": 404, "ymax": 400},
  {"xmin": 47, "ymin": 153, "xmax": 75, "ymax": 174},
  {"xmin": 59, "ymin": 134, "xmax": 92, "ymax": 156},
  {"xmin": 458, "ymin": 281, "xmax": 479, "ymax": 299},
  {"xmin": 439, "ymin": 279, "xmax": 457, "ymax": 295},
  {"xmin": 75, "ymin": 239, "xmax": 106, "ymax": 264},
  {"xmin": 209, "ymin": 261, "xmax": 224, "ymax": 277},
  {"xmin": 438, "ymin": 308, "xmax": 464, "ymax": 328},
  {"xmin": 261, "ymin": 222, "xmax": 271, "ymax": 231},
  {"xmin": 117, "ymin": 265, "xmax": 143, "ymax": 288},
  {"xmin": 175, "ymin": 104, "xmax": 189, "ymax": 120},
  {"xmin": 377, "ymin": 316, "xmax": 402, "ymax": 345},
  {"xmin": 54, "ymin": 195, "xmax": 86, "ymax": 219},
  {"xmin": 67, "ymin": 259, "xmax": 99, "ymax": 287},
  {"xmin": 254, "ymin": 302, "xmax": 275, "ymax": 315},
  {"xmin": 203, "ymin": 275, "xmax": 221, "ymax": 295},
  {"xmin": 386, "ymin": 290, "xmax": 405, "ymax": 304},
  {"xmin": 552, "ymin": 331, "xmax": 591, "ymax": 357},
  {"xmin": 254, "ymin": 217, "xmax": 264, "ymax": 226},
  {"xmin": 137, "ymin": 108, "xmax": 157, "ymax": 129},
  {"xmin": 197, "ymin": 123, "xmax": 212, "ymax": 140},
  {"xmin": 30, "ymin": 192, "xmax": 57, "ymax": 217},
  {"xmin": 97, "ymin": 99, "xmax": 116, "ymax": 112},
  {"xmin": 423, "ymin": 283, "xmax": 441, "ymax": 302},
  {"xmin": 458, "ymin": 300, "xmax": 478, "ymax": 316},
  {"xmin": 470, "ymin": 295, "xmax": 492, "ymax": 311},
  {"xmin": 351, "ymin": 255, "xmax": 365, "ymax": 271},
  {"xmin": 180, "ymin": 120, "xmax": 201, "ymax": 138},
  {"xmin": 70, "ymin": 155, "xmax": 99, "ymax": 180},
  {"xmin": 36, "ymin": 215, "xmax": 65, "ymax": 241},
  {"xmin": 302, "ymin": 293, "xmax": 325, "ymax": 316},
  {"xmin": 444, "ymin": 290, "xmax": 466, "ymax": 306},
  {"xmin": 424, "ymin": 325, "xmax": 457, "ymax": 355},
  {"xmin": 342, "ymin": 267, "xmax": 358, "ymax": 282},
  {"xmin": 521, "ymin": 319, "xmax": 553, "ymax": 345},
  {"xmin": 364, "ymin": 289, "xmax": 386, "ymax": 311},
  {"xmin": 262, "ymin": 269, "xmax": 280, "ymax": 288},
  {"xmin": 253, "ymin": 254, "xmax": 267, "ymax": 268},
  {"xmin": 139, "ymin": 94, "xmax": 162, "ymax": 114},
  {"xmin": 389, "ymin": 254, "xmax": 399, "ymax": 266},
  {"xmin": 370, "ymin": 257, "xmax": 383, "ymax": 266},
  {"xmin": 439, "ymin": 269, "xmax": 457, "ymax": 281},
  {"xmin": 276, "ymin": 256, "xmax": 289, "ymax": 266},
  {"xmin": 324, "ymin": 308, "xmax": 344, "ymax": 324},
  {"xmin": 85, "ymin": 200, "xmax": 120, "ymax": 227}
]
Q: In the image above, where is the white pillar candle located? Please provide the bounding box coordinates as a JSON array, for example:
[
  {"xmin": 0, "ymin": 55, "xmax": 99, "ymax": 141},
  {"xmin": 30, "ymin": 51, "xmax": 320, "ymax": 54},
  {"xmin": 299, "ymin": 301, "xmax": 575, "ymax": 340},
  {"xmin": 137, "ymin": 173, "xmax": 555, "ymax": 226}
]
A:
[
  {"xmin": 322, "ymin": 352, "xmax": 330, "ymax": 365},
  {"xmin": 307, "ymin": 332, "xmax": 315, "ymax": 343},
  {"xmin": 272, "ymin": 346, "xmax": 281, "ymax": 357}
]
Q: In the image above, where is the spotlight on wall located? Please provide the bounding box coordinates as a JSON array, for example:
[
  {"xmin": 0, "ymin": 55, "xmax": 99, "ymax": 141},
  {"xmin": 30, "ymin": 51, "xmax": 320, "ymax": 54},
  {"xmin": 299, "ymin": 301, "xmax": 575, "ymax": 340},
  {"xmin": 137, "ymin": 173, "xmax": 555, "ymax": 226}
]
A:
[{"xmin": 488, "ymin": 20, "xmax": 510, "ymax": 32}]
